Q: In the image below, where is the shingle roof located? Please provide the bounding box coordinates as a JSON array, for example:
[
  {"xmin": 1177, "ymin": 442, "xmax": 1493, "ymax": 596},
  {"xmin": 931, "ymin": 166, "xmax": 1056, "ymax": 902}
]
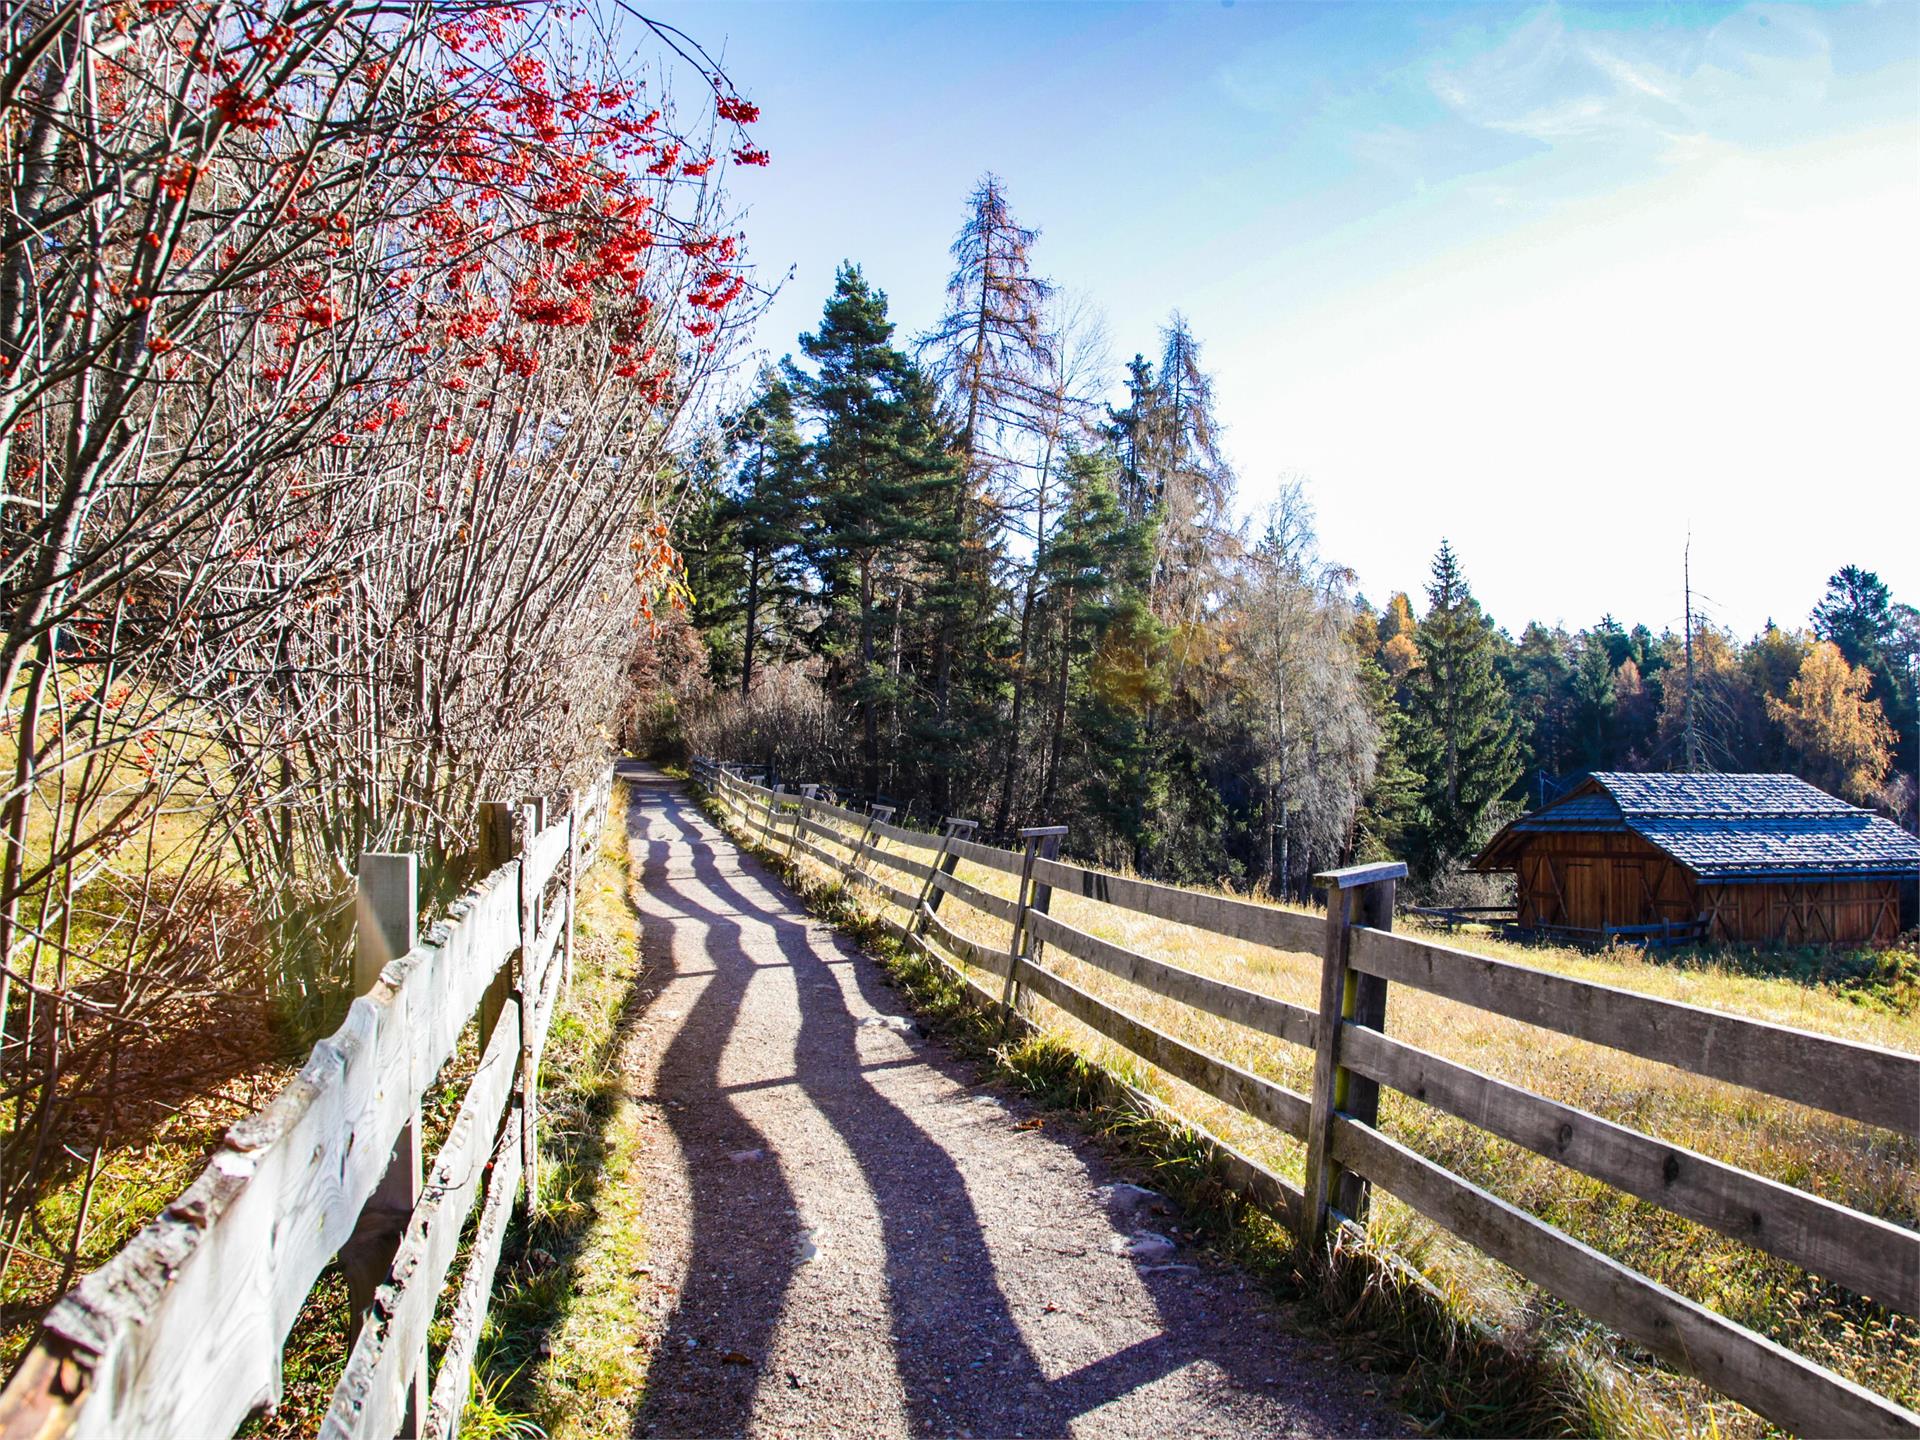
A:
[
  {"xmin": 1592, "ymin": 771, "xmax": 1859, "ymax": 819},
  {"xmin": 1482, "ymin": 772, "xmax": 1920, "ymax": 881},
  {"xmin": 1509, "ymin": 791, "xmax": 1624, "ymax": 832},
  {"xmin": 1629, "ymin": 814, "xmax": 1920, "ymax": 880}
]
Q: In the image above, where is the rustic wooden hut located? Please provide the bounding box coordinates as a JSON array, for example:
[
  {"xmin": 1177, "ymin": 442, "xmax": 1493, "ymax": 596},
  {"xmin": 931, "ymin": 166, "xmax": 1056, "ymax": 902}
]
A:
[{"xmin": 1473, "ymin": 772, "xmax": 1919, "ymax": 946}]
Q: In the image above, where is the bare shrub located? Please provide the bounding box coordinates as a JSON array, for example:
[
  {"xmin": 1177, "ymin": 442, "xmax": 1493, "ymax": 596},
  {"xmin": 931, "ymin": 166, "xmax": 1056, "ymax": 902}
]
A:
[{"xmin": 685, "ymin": 665, "xmax": 857, "ymax": 791}]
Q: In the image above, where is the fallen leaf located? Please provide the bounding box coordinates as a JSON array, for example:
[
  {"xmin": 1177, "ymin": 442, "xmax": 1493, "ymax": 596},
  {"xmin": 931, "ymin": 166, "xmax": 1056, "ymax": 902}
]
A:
[{"xmin": 720, "ymin": 1350, "xmax": 754, "ymax": 1366}]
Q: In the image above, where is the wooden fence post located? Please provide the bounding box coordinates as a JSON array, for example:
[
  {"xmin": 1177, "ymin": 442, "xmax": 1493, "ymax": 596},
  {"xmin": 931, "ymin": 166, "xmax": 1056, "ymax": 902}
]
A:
[
  {"xmin": 517, "ymin": 801, "xmax": 544, "ymax": 1213},
  {"xmin": 1003, "ymin": 826, "xmax": 1067, "ymax": 1021},
  {"xmin": 342, "ymin": 851, "xmax": 426, "ymax": 1435},
  {"xmin": 918, "ymin": 818, "xmax": 977, "ymax": 926},
  {"xmin": 1302, "ymin": 860, "xmax": 1407, "ymax": 1247},
  {"xmin": 477, "ymin": 803, "xmax": 515, "ymax": 1055}
]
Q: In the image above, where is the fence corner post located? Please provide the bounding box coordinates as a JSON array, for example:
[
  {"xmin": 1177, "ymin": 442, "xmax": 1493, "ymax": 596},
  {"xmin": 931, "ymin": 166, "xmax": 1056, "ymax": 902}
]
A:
[
  {"xmin": 1301, "ymin": 860, "xmax": 1406, "ymax": 1249},
  {"xmin": 342, "ymin": 850, "xmax": 426, "ymax": 1433}
]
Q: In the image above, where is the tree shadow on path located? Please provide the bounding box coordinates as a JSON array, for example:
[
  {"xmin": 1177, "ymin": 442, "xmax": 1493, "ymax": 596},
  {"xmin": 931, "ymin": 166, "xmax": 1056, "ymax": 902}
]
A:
[{"xmin": 619, "ymin": 764, "xmax": 1395, "ymax": 1440}]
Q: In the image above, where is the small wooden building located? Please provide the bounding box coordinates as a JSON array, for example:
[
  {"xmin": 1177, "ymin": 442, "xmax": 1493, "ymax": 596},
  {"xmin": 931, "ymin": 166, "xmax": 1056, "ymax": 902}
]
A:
[{"xmin": 1474, "ymin": 772, "xmax": 1919, "ymax": 947}]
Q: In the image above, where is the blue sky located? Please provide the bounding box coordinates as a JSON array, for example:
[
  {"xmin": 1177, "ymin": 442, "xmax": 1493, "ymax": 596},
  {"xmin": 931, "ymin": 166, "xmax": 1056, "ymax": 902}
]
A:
[{"xmin": 648, "ymin": 1, "xmax": 1919, "ymax": 637}]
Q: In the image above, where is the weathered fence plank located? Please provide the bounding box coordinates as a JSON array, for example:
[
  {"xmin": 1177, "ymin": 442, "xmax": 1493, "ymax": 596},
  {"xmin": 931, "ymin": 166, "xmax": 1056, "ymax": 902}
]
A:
[
  {"xmin": 1348, "ymin": 927, "xmax": 1920, "ymax": 1135},
  {"xmin": 1332, "ymin": 1119, "xmax": 1920, "ymax": 1439},
  {"xmin": 929, "ymin": 865, "xmax": 1021, "ymax": 925},
  {"xmin": 1026, "ymin": 910, "xmax": 1316, "ymax": 1049},
  {"xmin": 422, "ymin": 1110, "xmax": 524, "ymax": 1440},
  {"xmin": 1015, "ymin": 959, "xmax": 1311, "ymax": 1140},
  {"xmin": 1338, "ymin": 1024, "xmax": 1919, "ymax": 1315},
  {"xmin": 320, "ymin": 1004, "xmax": 523, "ymax": 1439},
  {"xmin": 1030, "ymin": 855, "xmax": 1324, "ymax": 956}
]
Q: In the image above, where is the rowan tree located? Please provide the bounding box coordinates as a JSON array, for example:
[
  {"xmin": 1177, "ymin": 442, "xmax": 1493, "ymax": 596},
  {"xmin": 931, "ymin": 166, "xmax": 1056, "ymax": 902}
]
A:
[{"xmin": 0, "ymin": 0, "xmax": 768, "ymax": 1300}]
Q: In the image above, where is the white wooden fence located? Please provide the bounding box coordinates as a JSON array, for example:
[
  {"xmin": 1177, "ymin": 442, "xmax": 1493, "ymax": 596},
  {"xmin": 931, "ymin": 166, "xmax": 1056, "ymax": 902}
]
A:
[
  {"xmin": 0, "ymin": 772, "xmax": 614, "ymax": 1440},
  {"xmin": 695, "ymin": 758, "xmax": 1920, "ymax": 1440}
]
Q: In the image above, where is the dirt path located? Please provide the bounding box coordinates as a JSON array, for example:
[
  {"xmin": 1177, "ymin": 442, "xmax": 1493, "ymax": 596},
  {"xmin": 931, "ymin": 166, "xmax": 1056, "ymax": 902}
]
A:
[{"xmin": 616, "ymin": 763, "xmax": 1403, "ymax": 1439}]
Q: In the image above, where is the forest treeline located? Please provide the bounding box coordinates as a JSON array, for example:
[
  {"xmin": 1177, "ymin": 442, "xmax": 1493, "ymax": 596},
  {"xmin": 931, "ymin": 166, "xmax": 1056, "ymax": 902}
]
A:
[{"xmin": 666, "ymin": 177, "xmax": 1919, "ymax": 900}]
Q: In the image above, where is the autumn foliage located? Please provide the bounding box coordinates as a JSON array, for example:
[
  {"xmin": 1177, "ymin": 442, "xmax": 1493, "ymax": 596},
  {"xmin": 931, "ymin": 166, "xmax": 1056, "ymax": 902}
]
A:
[{"xmin": 0, "ymin": 0, "xmax": 762, "ymax": 1304}]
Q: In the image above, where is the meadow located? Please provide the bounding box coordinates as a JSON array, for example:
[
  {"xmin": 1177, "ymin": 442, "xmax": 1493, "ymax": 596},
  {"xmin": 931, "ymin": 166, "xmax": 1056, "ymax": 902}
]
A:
[{"xmin": 763, "ymin": 807, "xmax": 1920, "ymax": 1438}]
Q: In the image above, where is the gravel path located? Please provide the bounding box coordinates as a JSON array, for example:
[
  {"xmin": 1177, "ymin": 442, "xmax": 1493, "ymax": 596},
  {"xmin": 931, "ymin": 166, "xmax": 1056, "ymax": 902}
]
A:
[{"xmin": 617, "ymin": 763, "xmax": 1404, "ymax": 1439}]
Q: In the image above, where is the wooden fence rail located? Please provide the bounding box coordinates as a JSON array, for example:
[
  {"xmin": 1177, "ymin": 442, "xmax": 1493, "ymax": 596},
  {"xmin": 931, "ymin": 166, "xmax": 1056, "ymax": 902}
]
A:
[
  {"xmin": 692, "ymin": 757, "xmax": 1920, "ymax": 1439},
  {"xmin": 0, "ymin": 772, "xmax": 615, "ymax": 1440}
]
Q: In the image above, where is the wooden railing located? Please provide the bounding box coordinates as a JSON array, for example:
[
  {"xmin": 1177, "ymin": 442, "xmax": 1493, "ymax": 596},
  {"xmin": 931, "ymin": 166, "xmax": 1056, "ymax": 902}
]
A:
[
  {"xmin": 693, "ymin": 759, "xmax": 1920, "ymax": 1439},
  {"xmin": 0, "ymin": 772, "xmax": 615, "ymax": 1440}
]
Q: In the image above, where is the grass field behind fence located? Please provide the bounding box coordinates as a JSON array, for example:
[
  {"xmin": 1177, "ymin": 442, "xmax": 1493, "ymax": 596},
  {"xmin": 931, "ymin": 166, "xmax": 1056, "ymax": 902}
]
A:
[{"xmin": 756, "ymin": 803, "xmax": 1919, "ymax": 1438}]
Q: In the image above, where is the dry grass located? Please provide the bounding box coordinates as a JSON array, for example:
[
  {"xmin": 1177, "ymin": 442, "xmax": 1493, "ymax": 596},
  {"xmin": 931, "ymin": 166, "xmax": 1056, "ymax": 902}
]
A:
[{"xmin": 753, "ymin": 804, "xmax": 1920, "ymax": 1439}]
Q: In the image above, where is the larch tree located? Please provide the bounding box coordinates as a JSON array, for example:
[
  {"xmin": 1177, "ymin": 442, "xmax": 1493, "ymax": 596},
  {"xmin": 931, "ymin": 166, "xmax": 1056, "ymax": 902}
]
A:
[
  {"xmin": 922, "ymin": 176, "xmax": 1052, "ymax": 817},
  {"xmin": 1813, "ymin": 565, "xmax": 1918, "ymax": 776},
  {"xmin": 1768, "ymin": 640, "xmax": 1897, "ymax": 806},
  {"xmin": 991, "ymin": 293, "xmax": 1110, "ymax": 834},
  {"xmin": 1234, "ymin": 482, "xmax": 1375, "ymax": 897}
]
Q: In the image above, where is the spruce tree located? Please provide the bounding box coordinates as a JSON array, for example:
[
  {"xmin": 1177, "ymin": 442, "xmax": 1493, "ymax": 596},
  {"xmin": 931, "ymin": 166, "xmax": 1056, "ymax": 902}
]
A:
[
  {"xmin": 1352, "ymin": 641, "xmax": 1422, "ymax": 863},
  {"xmin": 1402, "ymin": 540, "xmax": 1521, "ymax": 878},
  {"xmin": 1105, "ymin": 355, "xmax": 1162, "ymax": 525},
  {"xmin": 1033, "ymin": 452, "xmax": 1162, "ymax": 852}
]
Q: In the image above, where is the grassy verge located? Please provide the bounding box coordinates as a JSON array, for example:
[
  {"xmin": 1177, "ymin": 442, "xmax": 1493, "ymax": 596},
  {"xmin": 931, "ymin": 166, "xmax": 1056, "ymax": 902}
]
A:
[
  {"xmin": 454, "ymin": 778, "xmax": 657, "ymax": 1440},
  {"xmin": 700, "ymin": 788, "xmax": 1918, "ymax": 1439},
  {"xmin": 240, "ymin": 780, "xmax": 654, "ymax": 1438}
]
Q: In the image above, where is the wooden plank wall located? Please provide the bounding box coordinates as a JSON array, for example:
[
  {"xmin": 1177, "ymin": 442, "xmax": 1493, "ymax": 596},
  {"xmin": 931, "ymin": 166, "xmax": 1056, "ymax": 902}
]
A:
[
  {"xmin": 1505, "ymin": 831, "xmax": 1903, "ymax": 945},
  {"xmin": 699, "ymin": 763, "xmax": 1920, "ymax": 1439}
]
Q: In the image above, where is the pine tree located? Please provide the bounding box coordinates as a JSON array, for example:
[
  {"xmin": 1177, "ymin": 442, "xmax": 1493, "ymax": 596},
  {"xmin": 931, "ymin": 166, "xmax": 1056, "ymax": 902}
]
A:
[
  {"xmin": 794, "ymin": 265, "xmax": 959, "ymax": 799},
  {"xmin": 1402, "ymin": 541, "xmax": 1521, "ymax": 878},
  {"xmin": 1510, "ymin": 622, "xmax": 1574, "ymax": 787},
  {"xmin": 677, "ymin": 429, "xmax": 746, "ymax": 687},
  {"xmin": 722, "ymin": 370, "xmax": 806, "ymax": 697}
]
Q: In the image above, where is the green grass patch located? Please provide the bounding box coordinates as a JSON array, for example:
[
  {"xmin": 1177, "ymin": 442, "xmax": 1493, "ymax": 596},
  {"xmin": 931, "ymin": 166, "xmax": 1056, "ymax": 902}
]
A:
[{"xmin": 461, "ymin": 779, "xmax": 658, "ymax": 1440}]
